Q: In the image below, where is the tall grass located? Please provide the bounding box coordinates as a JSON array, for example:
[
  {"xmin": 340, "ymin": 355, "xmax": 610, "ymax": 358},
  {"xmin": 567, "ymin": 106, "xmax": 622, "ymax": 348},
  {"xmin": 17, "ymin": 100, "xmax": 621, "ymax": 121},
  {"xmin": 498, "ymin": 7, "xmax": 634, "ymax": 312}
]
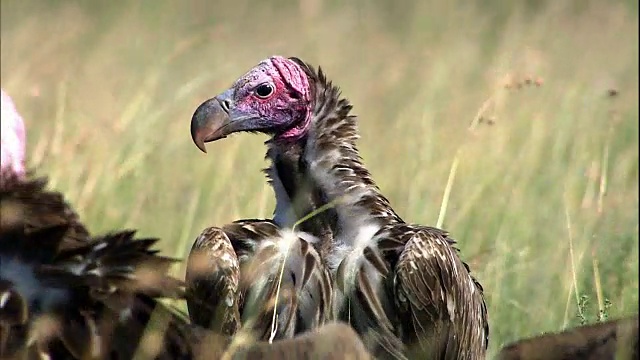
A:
[{"xmin": 1, "ymin": 0, "xmax": 637, "ymax": 356}]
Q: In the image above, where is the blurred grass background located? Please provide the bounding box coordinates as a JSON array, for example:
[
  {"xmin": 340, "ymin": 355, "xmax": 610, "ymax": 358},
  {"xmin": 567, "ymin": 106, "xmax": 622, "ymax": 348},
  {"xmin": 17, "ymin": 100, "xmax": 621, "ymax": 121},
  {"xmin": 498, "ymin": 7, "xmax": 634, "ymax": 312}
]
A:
[{"xmin": 1, "ymin": 0, "xmax": 637, "ymax": 356}]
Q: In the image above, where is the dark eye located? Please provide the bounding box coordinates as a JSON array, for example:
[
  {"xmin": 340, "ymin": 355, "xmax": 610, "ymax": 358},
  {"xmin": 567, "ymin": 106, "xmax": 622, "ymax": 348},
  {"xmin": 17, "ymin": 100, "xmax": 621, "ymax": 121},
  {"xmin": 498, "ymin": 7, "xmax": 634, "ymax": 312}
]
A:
[{"xmin": 255, "ymin": 83, "xmax": 274, "ymax": 98}]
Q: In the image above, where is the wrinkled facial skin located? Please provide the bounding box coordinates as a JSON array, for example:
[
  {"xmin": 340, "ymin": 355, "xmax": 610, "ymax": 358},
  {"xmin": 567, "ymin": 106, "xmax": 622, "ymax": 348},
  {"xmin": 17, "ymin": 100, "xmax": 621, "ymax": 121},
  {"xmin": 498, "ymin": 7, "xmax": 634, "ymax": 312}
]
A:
[
  {"xmin": 1, "ymin": 89, "xmax": 26, "ymax": 177},
  {"xmin": 225, "ymin": 56, "xmax": 312, "ymax": 139},
  {"xmin": 191, "ymin": 56, "xmax": 313, "ymax": 151}
]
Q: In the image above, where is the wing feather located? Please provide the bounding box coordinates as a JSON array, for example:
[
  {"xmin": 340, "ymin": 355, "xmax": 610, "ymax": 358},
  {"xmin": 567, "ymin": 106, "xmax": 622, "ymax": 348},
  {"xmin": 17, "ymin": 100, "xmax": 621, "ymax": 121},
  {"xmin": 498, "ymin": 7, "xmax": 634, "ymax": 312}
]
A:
[
  {"xmin": 1, "ymin": 175, "xmax": 197, "ymax": 358},
  {"xmin": 186, "ymin": 227, "xmax": 241, "ymax": 336},
  {"xmin": 393, "ymin": 224, "xmax": 488, "ymax": 359},
  {"xmin": 187, "ymin": 219, "xmax": 333, "ymax": 342},
  {"xmin": 335, "ymin": 223, "xmax": 487, "ymax": 359}
]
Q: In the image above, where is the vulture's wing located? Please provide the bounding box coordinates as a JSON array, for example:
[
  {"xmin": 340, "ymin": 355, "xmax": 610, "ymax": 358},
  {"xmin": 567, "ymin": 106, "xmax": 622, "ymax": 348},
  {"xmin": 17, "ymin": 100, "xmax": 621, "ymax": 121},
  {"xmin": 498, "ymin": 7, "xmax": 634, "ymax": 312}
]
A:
[
  {"xmin": 336, "ymin": 222, "xmax": 488, "ymax": 359},
  {"xmin": 186, "ymin": 226, "xmax": 242, "ymax": 336},
  {"xmin": 1, "ymin": 174, "xmax": 90, "ymax": 250},
  {"xmin": 186, "ymin": 219, "xmax": 333, "ymax": 341},
  {"xmin": 0, "ymin": 174, "xmax": 197, "ymax": 359},
  {"xmin": 390, "ymin": 224, "xmax": 488, "ymax": 359}
]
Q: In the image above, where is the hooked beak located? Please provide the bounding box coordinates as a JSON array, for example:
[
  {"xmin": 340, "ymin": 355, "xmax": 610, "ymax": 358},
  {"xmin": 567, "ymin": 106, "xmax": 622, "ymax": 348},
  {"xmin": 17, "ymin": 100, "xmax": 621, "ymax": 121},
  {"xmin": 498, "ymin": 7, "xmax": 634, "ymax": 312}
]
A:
[{"xmin": 190, "ymin": 97, "xmax": 231, "ymax": 153}]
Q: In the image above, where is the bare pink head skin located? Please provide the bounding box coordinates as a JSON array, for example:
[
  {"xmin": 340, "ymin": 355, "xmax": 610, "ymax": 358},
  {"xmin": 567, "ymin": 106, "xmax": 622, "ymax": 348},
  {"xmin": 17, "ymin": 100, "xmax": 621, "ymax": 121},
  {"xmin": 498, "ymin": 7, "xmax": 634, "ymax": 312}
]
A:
[
  {"xmin": 191, "ymin": 56, "xmax": 314, "ymax": 151},
  {"xmin": 1, "ymin": 89, "xmax": 27, "ymax": 177}
]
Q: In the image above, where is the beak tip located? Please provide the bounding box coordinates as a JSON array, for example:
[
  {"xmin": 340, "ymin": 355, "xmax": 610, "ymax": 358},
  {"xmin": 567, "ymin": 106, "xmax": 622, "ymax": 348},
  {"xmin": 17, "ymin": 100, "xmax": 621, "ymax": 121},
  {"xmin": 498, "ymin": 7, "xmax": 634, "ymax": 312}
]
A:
[{"xmin": 191, "ymin": 130, "xmax": 208, "ymax": 154}]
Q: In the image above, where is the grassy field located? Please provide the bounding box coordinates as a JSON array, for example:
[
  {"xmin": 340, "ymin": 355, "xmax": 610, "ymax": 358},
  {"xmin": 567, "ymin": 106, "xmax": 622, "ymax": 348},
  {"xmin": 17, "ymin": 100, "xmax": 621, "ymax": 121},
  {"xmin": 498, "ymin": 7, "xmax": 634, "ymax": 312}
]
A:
[{"xmin": 1, "ymin": 0, "xmax": 638, "ymax": 356}]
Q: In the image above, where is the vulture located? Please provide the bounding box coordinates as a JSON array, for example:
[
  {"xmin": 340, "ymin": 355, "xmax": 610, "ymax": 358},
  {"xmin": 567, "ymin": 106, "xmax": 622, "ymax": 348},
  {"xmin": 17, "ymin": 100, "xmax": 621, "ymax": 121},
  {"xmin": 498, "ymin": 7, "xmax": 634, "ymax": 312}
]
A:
[
  {"xmin": 189, "ymin": 56, "xmax": 488, "ymax": 359},
  {"xmin": 497, "ymin": 315, "xmax": 638, "ymax": 360},
  {"xmin": 0, "ymin": 88, "xmax": 199, "ymax": 359}
]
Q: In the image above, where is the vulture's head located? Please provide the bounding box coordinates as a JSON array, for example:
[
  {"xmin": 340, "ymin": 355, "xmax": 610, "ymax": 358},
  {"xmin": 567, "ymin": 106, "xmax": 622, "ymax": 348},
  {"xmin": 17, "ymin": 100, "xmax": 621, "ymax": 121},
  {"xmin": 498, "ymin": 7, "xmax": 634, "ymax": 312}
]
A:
[
  {"xmin": 1, "ymin": 89, "xmax": 26, "ymax": 177},
  {"xmin": 191, "ymin": 56, "xmax": 314, "ymax": 152}
]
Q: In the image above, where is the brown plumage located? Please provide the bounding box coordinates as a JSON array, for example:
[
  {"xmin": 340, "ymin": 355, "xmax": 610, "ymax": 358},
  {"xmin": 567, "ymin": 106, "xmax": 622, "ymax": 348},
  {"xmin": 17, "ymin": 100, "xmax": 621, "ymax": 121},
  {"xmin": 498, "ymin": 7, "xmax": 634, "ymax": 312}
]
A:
[
  {"xmin": 497, "ymin": 315, "xmax": 639, "ymax": 360},
  {"xmin": 0, "ymin": 172, "xmax": 90, "ymax": 249},
  {"xmin": 186, "ymin": 219, "xmax": 334, "ymax": 341},
  {"xmin": 0, "ymin": 174, "xmax": 199, "ymax": 359},
  {"xmin": 186, "ymin": 226, "xmax": 242, "ymax": 336},
  {"xmin": 189, "ymin": 56, "xmax": 488, "ymax": 359}
]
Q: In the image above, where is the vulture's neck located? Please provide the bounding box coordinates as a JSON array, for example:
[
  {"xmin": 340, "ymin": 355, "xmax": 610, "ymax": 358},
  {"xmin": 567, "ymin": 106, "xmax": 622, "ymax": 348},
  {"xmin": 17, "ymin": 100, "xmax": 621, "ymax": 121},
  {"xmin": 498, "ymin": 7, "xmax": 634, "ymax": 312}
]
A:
[{"xmin": 264, "ymin": 72, "xmax": 402, "ymax": 257}]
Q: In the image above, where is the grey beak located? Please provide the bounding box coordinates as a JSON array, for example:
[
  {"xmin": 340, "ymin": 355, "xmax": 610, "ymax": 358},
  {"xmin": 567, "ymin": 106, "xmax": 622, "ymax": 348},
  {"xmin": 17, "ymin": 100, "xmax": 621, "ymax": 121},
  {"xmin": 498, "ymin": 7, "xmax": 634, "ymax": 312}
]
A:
[{"xmin": 190, "ymin": 98, "xmax": 231, "ymax": 153}]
